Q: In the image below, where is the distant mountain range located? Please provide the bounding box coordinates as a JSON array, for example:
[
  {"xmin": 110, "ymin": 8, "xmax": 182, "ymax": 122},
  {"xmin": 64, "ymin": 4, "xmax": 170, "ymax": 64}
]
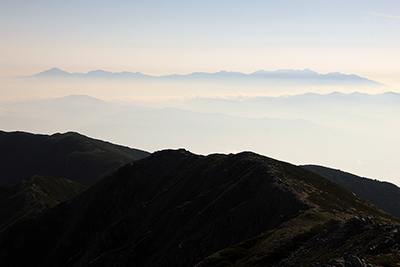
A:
[
  {"xmin": 31, "ymin": 67, "xmax": 385, "ymax": 87},
  {"xmin": 34, "ymin": 67, "xmax": 150, "ymax": 79}
]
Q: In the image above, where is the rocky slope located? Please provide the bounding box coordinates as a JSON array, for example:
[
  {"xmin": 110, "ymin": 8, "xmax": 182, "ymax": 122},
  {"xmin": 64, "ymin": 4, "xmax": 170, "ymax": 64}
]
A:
[
  {"xmin": 277, "ymin": 216, "xmax": 400, "ymax": 266},
  {"xmin": 0, "ymin": 149, "xmax": 398, "ymax": 266},
  {"xmin": 0, "ymin": 175, "xmax": 86, "ymax": 232},
  {"xmin": 0, "ymin": 130, "xmax": 150, "ymax": 186}
]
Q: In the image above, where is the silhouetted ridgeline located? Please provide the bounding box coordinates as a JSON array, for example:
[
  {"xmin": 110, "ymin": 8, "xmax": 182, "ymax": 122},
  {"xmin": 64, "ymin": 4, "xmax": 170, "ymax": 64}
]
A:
[
  {"xmin": 0, "ymin": 149, "xmax": 398, "ymax": 266},
  {"xmin": 0, "ymin": 130, "xmax": 150, "ymax": 186},
  {"xmin": 303, "ymin": 165, "xmax": 400, "ymax": 219},
  {"xmin": 32, "ymin": 68, "xmax": 385, "ymax": 87}
]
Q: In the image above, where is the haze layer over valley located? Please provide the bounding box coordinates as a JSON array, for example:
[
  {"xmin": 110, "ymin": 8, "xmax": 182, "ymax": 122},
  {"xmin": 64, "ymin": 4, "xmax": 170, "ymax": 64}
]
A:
[
  {"xmin": 1, "ymin": 69, "xmax": 399, "ymax": 186},
  {"xmin": 1, "ymin": 68, "xmax": 389, "ymax": 101}
]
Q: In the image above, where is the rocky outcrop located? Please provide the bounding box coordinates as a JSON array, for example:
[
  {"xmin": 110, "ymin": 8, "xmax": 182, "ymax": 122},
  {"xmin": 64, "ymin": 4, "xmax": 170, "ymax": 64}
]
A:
[{"xmin": 278, "ymin": 217, "xmax": 400, "ymax": 266}]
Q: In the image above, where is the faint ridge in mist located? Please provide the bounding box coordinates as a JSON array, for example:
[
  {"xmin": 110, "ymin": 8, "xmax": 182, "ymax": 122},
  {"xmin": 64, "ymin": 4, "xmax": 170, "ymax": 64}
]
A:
[{"xmin": 1, "ymin": 92, "xmax": 399, "ymax": 186}]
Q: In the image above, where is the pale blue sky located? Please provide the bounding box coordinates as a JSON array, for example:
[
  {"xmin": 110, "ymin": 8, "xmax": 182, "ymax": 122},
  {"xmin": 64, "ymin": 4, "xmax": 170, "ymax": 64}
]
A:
[{"xmin": 1, "ymin": 0, "xmax": 399, "ymax": 82}]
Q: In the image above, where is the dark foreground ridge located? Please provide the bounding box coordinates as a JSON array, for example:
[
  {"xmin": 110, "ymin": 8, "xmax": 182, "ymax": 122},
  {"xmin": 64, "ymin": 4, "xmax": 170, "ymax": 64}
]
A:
[
  {"xmin": 0, "ymin": 175, "xmax": 87, "ymax": 232},
  {"xmin": 303, "ymin": 165, "xmax": 400, "ymax": 219},
  {"xmin": 0, "ymin": 149, "xmax": 398, "ymax": 266},
  {"xmin": 277, "ymin": 216, "xmax": 400, "ymax": 266},
  {"xmin": 0, "ymin": 130, "xmax": 150, "ymax": 186}
]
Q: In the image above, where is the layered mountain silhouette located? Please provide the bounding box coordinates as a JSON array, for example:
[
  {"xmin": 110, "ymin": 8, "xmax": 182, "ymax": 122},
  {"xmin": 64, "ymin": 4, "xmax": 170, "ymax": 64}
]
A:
[
  {"xmin": 0, "ymin": 148, "xmax": 399, "ymax": 266},
  {"xmin": 303, "ymin": 165, "xmax": 400, "ymax": 219},
  {"xmin": 31, "ymin": 67, "xmax": 385, "ymax": 87},
  {"xmin": 0, "ymin": 131, "xmax": 150, "ymax": 186}
]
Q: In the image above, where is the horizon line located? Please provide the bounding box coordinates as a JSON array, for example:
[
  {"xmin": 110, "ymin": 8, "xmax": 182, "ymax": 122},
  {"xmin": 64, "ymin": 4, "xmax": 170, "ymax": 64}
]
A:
[{"xmin": 28, "ymin": 67, "xmax": 370, "ymax": 78}]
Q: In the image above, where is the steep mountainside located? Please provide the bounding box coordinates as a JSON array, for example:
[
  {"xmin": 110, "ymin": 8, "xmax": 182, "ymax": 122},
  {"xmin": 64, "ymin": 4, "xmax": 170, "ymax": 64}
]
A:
[
  {"xmin": 303, "ymin": 165, "xmax": 400, "ymax": 219},
  {"xmin": 0, "ymin": 175, "xmax": 86, "ymax": 232},
  {"xmin": 0, "ymin": 149, "xmax": 397, "ymax": 267},
  {"xmin": 0, "ymin": 130, "xmax": 150, "ymax": 186}
]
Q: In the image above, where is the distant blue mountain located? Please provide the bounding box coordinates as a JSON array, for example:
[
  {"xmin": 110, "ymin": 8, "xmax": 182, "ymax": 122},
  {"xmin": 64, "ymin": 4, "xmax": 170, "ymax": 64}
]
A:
[
  {"xmin": 250, "ymin": 68, "xmax": 319, "ymax": 79},
  {"xmin": 34, "ymin": 67, "xmax": 72, "ymax": 77},
  {"xmin": 34, "ymin": 68, "xmax": 149, "ymax": 79},
  {"xmin": 31, "ymin": 68, "xmax": 386, "ymax": 86}
]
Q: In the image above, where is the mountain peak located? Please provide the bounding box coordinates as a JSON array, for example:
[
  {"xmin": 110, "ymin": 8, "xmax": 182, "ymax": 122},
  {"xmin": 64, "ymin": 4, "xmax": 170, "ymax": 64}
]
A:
[
  {"xmin": 252, "ymin": 68, "xmax": 317, "ymax": 74},
  {"xmin": 86, "ymin": 69, "xmax": 113, "ymax": 76},
  {"xmin": 0, "ymin": 130, "xmax": 150, "ymax": 186},
  {"xmin": 34, "ymin": 67, "xmax": 71, "ymax": 77}
]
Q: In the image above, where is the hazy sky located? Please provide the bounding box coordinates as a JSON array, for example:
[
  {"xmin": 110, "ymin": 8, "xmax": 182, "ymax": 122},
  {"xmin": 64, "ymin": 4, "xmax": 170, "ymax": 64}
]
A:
[{"xmin": 1, "ymin": 0, "xmax": 399, "ymax": 83}]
